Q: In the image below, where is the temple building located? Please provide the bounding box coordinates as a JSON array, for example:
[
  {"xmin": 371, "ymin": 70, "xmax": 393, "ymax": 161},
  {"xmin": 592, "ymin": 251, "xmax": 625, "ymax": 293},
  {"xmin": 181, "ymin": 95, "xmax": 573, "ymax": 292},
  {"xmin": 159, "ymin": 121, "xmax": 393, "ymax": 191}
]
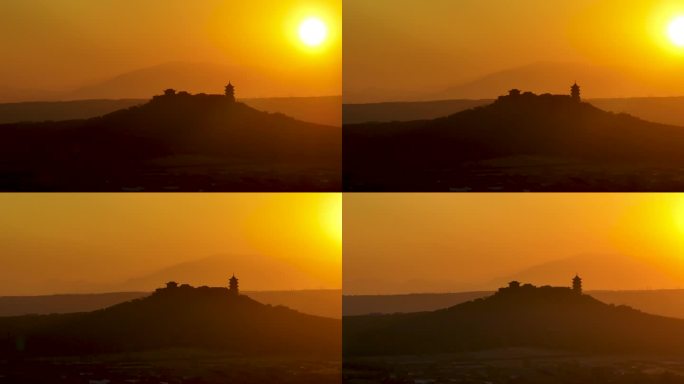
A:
[
  {"xmin": 225, "ymin": 82, "xmax": 236, "ymax": 102},
  {"xmin": 570, "ymin": 82, "xmax": 581, "ymax": 102},
  {"xmin": 229, "ymin": 274, "xmax": 239, "ymax": 295},
  {"xmin": 572, "ymin": 274, "xmax": 582, "ymax": 294}
]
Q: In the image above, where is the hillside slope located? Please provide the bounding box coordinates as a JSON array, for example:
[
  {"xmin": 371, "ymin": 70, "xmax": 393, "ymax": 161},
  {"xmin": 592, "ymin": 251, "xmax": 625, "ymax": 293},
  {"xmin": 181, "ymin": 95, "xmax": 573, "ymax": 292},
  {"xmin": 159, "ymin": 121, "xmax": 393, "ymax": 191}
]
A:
[
  {"xmin": 0, "ymin": 96, "xmax": 341, "ymax": 127},
  {"xmin": 344, "ymin": 284, "xmax": 684, "ymax": 356},
  {"xmin": 344, "ymin": 92, "xmax": 684, "ymax": 191},
  {"xmin": 0, "ymin": 285, "xmax": 340, "ymax": 357},
  {"xmin": 0, "ymin": 92, "xmax": 340, "ymax": 191}
]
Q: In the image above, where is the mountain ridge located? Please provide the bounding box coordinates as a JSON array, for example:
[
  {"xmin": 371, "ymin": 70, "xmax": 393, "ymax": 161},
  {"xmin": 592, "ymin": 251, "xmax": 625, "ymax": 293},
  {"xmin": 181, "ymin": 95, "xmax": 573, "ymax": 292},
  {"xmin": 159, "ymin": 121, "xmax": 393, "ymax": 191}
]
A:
[
  {"xmin": 0, "ymin": 95, "xmax": 341, "ymax": 126},
  {"xmin": 343, "ymin": 96, "xmax": 684, "ymax": 127},
  {"xmin": 344, "ymin": 283, "xmax": 684, "ymax": 356},
  {"xmin": 344, "ymin": 91, "xmax": 684, "ymax": 191},
  {"xmin": 0, "ymin": 283, "xmax": 340, "ymax": 357},
  {"xmin": 0, "ymin": 91, "xmax": 341, "ymax": 191},
  {"xmin": 0, "ymin": 288, "xmax": 342, "ymax": 319}
]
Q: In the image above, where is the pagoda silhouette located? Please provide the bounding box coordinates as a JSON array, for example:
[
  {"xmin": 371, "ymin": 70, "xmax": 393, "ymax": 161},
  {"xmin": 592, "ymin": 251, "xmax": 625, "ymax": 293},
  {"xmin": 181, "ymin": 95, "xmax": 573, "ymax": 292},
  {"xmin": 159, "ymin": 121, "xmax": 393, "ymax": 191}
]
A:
[
  {"xmin": 571, "ymin": 82, "xmax": 581, "ymax": 102},
  {"xmin": 229, "ymin": 273, "xmax": 239, "ymax": 295},
  {"xmin": 225, "ymin": 82, "xmax": 236, "ymax": 102}
]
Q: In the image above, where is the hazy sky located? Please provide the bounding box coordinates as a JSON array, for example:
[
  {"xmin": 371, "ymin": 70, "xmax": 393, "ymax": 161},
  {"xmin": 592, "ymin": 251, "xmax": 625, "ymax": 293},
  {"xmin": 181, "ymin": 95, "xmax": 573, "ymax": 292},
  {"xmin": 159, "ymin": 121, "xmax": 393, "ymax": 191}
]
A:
[
  {"xmin": 344, "ymin": 0, "xmax": 684, "ymax": 102},
  {"xmin": 344, "ymin": 194, "xmax": 684, "ymax": 294},
  {"xmin": 0, "ymin": 0, "xmax": 341, "ymax": 98},
  {"xmin": 0, "ymin": 193, "xmax": 341, "ymax": 295}
]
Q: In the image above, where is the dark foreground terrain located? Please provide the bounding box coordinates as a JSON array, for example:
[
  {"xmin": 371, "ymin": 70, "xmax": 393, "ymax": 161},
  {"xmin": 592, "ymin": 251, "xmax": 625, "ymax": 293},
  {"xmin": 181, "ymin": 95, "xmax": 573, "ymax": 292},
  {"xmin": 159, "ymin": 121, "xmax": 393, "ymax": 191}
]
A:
[
  {"xmin": 344, "ymin": 284, "xmax": 684, "ymax": 382},
  {"xmin": 0, "ymin": 95, "xmax": 341, "ymax": 127},
  {"xmin": 345, "ymin": 349, "xmax": 684, "ymax": 384},
  {"xmin": 344, "ymin": 92, "xmax": 684, "ymax": 191},
  {"xmin": 343, "ymin": 96, "xmax": 684, "ymax": 127},
  {"xmin": 0, "ymin": 284, "xmax": 340, "ymax": 383},
  {"xmin": 2, "ymin": 349, "xmax": 340, "ymax": 384},
  {"xmin": 0, "ymin": 92, "xmax": 340, "ymax": 191},
  {"xmin": 0, "ymin": 289, "xmax": 342, "ymax": 319},
  {"xmin": 343, "ymin": 289, "xmax": 684, "ymax": 319}
]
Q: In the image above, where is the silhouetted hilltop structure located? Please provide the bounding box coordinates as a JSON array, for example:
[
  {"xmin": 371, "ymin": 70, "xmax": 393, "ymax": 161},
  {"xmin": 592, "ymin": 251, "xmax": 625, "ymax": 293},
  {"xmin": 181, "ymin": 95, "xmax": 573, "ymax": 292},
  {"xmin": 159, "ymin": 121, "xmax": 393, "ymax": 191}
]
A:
[
  {"xmin": 344, "ymin": 84, "xmax": 684, "ymax": 191},
  {"xmin": 0, "ymin": 85, "xmax": 340, "ymax": 191},
  {"xmin": 344, "ymin": 276, "xmax": 684, "ymax": 356},
  {"xmin": 343, "ymin": 96, "xmax": 684, "ymax": 127},
  {"xmin": 225, "ymin": 81, "xmax": 236, "ymax": 102},
  {"xmin": 571, "ymin": 82, "xmax": 581, "ymax": 101},
  {"xmin": 573, "ymin": 273, "xmax": 583, "ymax": 293},
  {"xmin": 229, "ymin": 273, "xmax": 239, "ymax": 295},
  {"xmin": 0, "ymin": 289, "xmax": 342, "ymax": 319},
  {"xmin": 0, "ymin": 278, "xmax": 340, "ymax": 357}
]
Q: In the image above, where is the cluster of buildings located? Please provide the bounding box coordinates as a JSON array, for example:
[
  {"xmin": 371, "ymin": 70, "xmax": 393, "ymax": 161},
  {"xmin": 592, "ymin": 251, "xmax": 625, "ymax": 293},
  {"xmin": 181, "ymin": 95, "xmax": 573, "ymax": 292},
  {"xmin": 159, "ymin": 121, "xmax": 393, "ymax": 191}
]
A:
[
  {"xmin": 159, "ymin": 82, "xmax": 237, "ymax": 102},
  {"xmin": 163, "ymin": 273, "xmax": 240, "ymax": 295},
  {"xmin": 506, "ymin": 82, "xmax": 582, "ymax": 101},
  {"xmin": 507, "ymin": 274, "xmax": 583, "ymax": 294}
]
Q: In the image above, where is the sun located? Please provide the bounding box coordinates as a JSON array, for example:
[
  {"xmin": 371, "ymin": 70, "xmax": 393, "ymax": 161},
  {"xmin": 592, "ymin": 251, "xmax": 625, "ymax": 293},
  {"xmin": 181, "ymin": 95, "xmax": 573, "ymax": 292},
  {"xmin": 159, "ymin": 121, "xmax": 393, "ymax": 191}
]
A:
[
  {"xmin": 668, "ymin": 16, "xmax": 684, "ymax": 47},
  {"xmin": 299, "ymin": 17, "xmax": 328, "ymax": 47},
  {"xmin": 319, "ymin": 193, "xmax": 341, "ymax": 245},
  {"xmin": 675, "ymin": 196, "xmax": 684, "ymax": 233}
]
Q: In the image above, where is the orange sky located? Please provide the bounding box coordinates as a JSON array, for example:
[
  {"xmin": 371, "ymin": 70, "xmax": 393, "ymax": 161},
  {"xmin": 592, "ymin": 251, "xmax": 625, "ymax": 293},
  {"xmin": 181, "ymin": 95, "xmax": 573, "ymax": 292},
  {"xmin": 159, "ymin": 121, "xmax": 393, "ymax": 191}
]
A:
[
  {"xmin": 344, "ymin": 194, "xmax": 684, "ymax": 295},
  {"xmin": 0, "ymin": 0, "xmax": 341, "ymax": 100},
  {"xmin": 344, "ymin": 0, "xmax": 684, "ymax": 102},
  {"xmin": 0, "ymin": 193, "xmax": 341, "ymax": 295}
]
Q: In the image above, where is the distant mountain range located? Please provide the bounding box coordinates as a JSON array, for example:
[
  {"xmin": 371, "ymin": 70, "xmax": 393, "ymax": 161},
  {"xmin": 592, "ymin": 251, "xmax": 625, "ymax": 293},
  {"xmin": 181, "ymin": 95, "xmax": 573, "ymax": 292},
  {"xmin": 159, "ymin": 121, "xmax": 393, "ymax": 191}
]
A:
[
  {"xmin": 489, "ymin": 254, "xmax": 680, "ymax": 290},
  {"xmin": 344, "ymin": 283, "xmax": 684, "ymax": 356},
  {"xmin": 344, "ymin": 91, "xmax": 684, "ymax": 191},
  {"xmin": 0, "ymin": 284, "xmax": 340, "ymax": 357},
  {"xmin": 67, "ymin": 62, "xmax": 272, "ymax": 100},
  {"xmin": 0, "ymin": 61, "xmax": 332, "ymax": 102},
  {"xmin": 0, "ymin": 92, "xmax": 340, "ymax": 191},
  {"xmin": 117, "ymin": 254, "xmax": 334, "ymax": 293},
  {"xmin": 344, "ymin": 62, "xmax": 684, "ymax": 103}
]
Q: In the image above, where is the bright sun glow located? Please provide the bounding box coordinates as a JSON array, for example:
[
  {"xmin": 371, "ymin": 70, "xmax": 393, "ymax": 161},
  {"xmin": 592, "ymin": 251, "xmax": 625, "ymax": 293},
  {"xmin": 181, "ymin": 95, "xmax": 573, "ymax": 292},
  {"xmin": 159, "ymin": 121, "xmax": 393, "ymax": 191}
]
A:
[
  {"xmin": 676, "ymin": 197, "xmax": 684, "ymax": 233},
  {"xmin": 299, "ymin": 17, "xmax": 328, "ymax": 47},
  {"xmin": 668, "ymin": 16, "xmax": 684, "ymax": 47},
  {"xmin": 320, "ymin": 194, "xmax": 342, "ymax": 245}
]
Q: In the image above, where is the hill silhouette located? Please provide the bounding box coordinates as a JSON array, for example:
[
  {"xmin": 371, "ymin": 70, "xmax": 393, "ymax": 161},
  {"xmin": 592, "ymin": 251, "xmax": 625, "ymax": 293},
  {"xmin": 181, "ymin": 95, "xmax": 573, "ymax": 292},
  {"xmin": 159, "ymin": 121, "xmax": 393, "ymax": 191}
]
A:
[
  {"xmin": 344, "ymin": 283, "xmax": 684, "ymax": 357},
  {"xmin": 344, "ymin": 289, "xmax": 684, "ymax": 320},
  {"xmin": 0, "ymin": 289, "xmax": 341, "ymax": 319},
  {"xmin": 0, "ymin": 283, "xmax": 340, "ymax": 357},
  {"xmin": 343, "ymin": 97, "xmax": 684, "ymax": 127},
  {"xmin": 0, "ymin": 91, "xmax": 340, "ymax": 191},
  {"xmin": 0, "ymin": 96, "xmax": 341, "ymax": 127},
  {"xmin": 344, "ymin": 91, "xmax": 684, "ymax": 191}
]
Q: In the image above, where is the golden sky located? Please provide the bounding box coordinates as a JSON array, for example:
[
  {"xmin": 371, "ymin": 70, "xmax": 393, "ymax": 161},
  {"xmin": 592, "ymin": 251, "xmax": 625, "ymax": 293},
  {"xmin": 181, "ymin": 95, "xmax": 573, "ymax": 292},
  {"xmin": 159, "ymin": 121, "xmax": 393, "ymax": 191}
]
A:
[
  {"xmin": 0, "ymin": 193, "xmax": 341, "ymax": 295},
  {"xmin": 344, "ymin": 194, "xmax": 684, "ymax": 295},
  {"xmin": 344, "ymin": 0, "xmax": 684, "ymax": 102},
  {"xmin": 0, "ymin": 0, "xmax": 341, "ymax": 98}
]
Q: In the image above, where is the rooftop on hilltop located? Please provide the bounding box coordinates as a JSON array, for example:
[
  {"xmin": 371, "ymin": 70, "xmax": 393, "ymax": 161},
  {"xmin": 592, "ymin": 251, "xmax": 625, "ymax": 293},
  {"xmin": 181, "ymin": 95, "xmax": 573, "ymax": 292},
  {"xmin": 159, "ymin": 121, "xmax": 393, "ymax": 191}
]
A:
[
  {"xmin": 156, "ymin": 274, "xmax": 241, "ymax": 296},
  {"xmin": 499, "ymin": 82, "xmax": 583, "ymax": 104},
  {"xmin": 499, "ymin": 274, "xmax": 584, "ymax": 296}
]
